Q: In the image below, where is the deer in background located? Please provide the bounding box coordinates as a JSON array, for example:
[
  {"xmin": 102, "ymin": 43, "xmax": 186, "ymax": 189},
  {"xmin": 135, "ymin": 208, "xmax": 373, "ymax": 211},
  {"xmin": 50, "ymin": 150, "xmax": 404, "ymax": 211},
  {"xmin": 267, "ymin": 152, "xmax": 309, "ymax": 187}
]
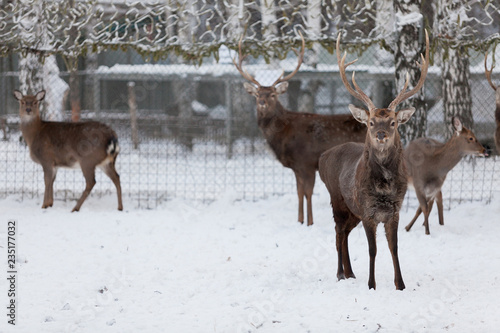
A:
[
  {"xmin": 14, "ymin": 90, "xmax": 123, "ymax": 212},
  {"xmin": 233, "ymin": 32, "xmax": 366, "ymax": 226},
  {"xmin": 404, "ymin": 117, "xmax": 486, "ymax": 235},
  {"xmin": 484, "ymin": 52, "xmax": 500, "ymax": 153},
  {"xmin": 319, "ymin": 30, "xmax": 429, "ymax": 290}
]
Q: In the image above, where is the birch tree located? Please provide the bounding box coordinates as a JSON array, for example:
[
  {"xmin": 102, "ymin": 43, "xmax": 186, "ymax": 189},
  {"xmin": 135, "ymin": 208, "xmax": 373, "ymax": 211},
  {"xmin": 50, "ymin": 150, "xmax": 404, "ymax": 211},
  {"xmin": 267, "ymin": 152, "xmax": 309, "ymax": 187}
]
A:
[
  {"xmin": 298, "ymin": 1, "xmax": 322, "ymax": 113},
  {"xmin": 18, "ymin": 0, "xmax": 67, "ymax": 121},
  {"xmin": 171, "ymin": 0, "xmax": 198, "ymax": 150},
  {"xmin": 393, "ymin": 0, "xmax": 427, "ymax": 146},
  {"xmin": 434, "ymin": 0, "xmax": 473, "ymax": 140}
]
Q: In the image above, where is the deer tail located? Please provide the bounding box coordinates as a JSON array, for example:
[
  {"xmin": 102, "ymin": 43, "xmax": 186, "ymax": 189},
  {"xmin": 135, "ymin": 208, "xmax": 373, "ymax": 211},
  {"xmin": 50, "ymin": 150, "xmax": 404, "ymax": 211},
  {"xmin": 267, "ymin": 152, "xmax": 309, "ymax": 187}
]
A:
[{"xmin": 106, "ymin": 137, "xmax": 120, "ymax": 156}]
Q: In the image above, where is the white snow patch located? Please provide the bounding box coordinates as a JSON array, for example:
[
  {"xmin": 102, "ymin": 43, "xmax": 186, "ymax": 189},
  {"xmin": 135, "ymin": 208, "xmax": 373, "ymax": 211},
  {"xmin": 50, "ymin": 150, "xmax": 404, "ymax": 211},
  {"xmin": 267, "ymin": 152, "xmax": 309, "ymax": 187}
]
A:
[{"xmin": 1, "ymin": 187, "xmax": 499, "ymax": 332}]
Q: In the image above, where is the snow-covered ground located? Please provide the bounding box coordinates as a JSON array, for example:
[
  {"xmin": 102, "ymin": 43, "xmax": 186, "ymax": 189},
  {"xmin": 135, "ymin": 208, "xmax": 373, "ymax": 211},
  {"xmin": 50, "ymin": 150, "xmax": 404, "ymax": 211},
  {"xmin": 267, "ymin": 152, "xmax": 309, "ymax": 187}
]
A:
[{"xmin": 1, "ymin": 184, "xmax": 499, "ymax": 333}]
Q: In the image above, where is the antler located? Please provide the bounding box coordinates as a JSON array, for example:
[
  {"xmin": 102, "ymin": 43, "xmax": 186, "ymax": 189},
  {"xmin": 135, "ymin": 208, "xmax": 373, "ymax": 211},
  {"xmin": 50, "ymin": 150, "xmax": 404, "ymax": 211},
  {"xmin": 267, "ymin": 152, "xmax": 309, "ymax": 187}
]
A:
[
  {"xmin": 388, "ymin": 29, "xmax": 430, "ymax": 110},
  {"xmin": 232, "ymin": 35, "xmax": 261, "ymax": 87},
  {"xmin": 336, "ymin": 32, "xmax": 376, "ymax": 110},
  {"xmin": 271, "ymin": 31, "xmax": 306, "ymax": 87},
  {"xmin": 484, "ymin": 52, "xmax": 497, "ymax": 91}
]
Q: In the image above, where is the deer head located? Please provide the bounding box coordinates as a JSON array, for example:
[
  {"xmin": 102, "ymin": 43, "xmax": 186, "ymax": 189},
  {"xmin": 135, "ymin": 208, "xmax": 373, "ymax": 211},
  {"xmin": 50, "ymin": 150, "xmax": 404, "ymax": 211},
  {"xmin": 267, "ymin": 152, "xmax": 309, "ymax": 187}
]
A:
[
  {"xmin": 233, "ymin": 32, "xmax": 305, "ymax": 118},
  {"xmin": 13, "ymin": 90, "xmax": 46, "ymax": 122},
  {"xmin": 336, "ymin": 30, "xmax": 429, "ymax": 152},
  {"xmin": 451, "ymin": 117, "xmax": 486, "ymax": 157}
]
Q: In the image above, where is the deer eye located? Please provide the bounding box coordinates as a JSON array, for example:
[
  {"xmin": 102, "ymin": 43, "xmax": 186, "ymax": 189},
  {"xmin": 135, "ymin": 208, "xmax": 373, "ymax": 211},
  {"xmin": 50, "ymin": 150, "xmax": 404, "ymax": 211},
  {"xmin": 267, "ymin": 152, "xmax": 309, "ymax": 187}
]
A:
[
  {"xmin": 369, "ymin": 121, "xmax": 374, "ymax": 127},
  {"xmin": 390, "ymin": 121, "xmax": 395, "ymax": 127},
  {"xmin": 469, "ymin": 137, "xmax": 474, "ymax": 142}
]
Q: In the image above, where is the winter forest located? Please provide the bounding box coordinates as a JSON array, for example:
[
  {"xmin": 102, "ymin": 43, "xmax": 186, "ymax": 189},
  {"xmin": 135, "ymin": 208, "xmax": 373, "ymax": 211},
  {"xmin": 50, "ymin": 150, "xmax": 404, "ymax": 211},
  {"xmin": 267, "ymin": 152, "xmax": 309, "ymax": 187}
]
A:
[{"xmin": 1, "ymin": 0, "xmax": 500, "ymax": 332}]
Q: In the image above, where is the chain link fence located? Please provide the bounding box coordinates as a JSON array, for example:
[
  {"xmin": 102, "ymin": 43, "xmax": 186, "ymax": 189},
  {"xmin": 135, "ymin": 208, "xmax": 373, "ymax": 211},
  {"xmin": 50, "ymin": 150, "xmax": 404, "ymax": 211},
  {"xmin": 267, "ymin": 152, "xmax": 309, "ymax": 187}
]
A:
[{"xmin": 0, "ymin": 1, "xmax": 499, "ymax": 209}]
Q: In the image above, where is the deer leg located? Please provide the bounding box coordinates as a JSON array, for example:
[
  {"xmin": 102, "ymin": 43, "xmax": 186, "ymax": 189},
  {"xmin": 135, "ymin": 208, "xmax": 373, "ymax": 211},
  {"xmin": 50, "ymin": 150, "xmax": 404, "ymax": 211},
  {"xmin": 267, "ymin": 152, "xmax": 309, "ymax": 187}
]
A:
[
  {"xmin": 384, "ymin": 219, "xmax": 405, "ymax": 290},
  {"xmin": 335, "ymin": 224, "xmax": 345, "ymax": 280},
  {"xmin": 405, "ymin": 206, "xmax": 422, "ymax": 231},
  {"xmin": 409, "ymin": 191, "xmax": 430, "ymax": 234},
  {"xmin": 341, "ymin": 215, "xmax": 359, "ymax": 279},
  {"xmin": 294, "ymin": 172, "xmax": 305, "ymax": 224},
  {"xmin": 72, "ymin": 165, "xmax": 96, "ymax": 212},
  {"xmin": 42, "ymin": 165, "xmax": 56, "ymax": 209},
  {"xmin": 304, "ymin": 172, "xmax": 315, "ymax": 226},
  {"xmin": 334, "ymin": 209, "xmax": 353, "ymax": 280},
  {"xmin": 436, "ymin": 191, "xmax": 444, "ymax": 225},
  {"xmin": 362, "ymin": 221, "xmax": 377, "ymax": 290},
  {"xmin": 101, "ymin": 161, "xmax": 123, "ymax": 211},
  {"xmin": 423, "ymin": 199, "xmax": 435, "ymax": 235}
]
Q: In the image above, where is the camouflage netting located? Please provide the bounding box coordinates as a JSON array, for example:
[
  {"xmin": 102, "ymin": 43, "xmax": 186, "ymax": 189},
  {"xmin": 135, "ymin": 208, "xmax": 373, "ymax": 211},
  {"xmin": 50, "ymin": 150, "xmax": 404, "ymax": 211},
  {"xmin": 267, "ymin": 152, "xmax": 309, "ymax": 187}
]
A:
[{"xmin": 0, "ymin": 0, "xmax": 499, "ymax": 62}]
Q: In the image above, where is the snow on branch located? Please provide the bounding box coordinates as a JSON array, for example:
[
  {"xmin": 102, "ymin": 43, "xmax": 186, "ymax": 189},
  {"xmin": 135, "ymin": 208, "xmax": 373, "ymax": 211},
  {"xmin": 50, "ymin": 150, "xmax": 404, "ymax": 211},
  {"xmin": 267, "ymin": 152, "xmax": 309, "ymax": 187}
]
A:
[{"xmin": 0, "ymin": 0, "xmax": 498, "ymax": 62}]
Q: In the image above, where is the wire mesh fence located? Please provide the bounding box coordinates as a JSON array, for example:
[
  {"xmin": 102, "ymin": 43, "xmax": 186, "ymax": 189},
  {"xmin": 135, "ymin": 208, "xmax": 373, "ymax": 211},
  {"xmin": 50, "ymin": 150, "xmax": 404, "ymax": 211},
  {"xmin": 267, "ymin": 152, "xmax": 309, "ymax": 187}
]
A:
[{"xmin": 0, "ymin": 1, "xmax": 499, "ymax": 210}]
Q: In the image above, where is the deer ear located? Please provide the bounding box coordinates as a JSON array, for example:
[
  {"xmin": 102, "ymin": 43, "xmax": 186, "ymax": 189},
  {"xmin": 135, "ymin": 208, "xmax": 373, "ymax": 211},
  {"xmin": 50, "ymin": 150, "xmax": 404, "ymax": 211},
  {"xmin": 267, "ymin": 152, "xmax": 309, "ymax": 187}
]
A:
[
  {"xmin": 348, "ymin": 104, "xmax": 369, "ymax": 124},
  {"xmin": 275, "ymin": 82, "xmax": 289, "ymax": 95},
  {"xmin": 13, "ymin": 90, "xmax": 23, "ymax": 101},
  {"xmin": 35, "ymin": 90, "xmax": 46, "ymax": 101},
  {"xmin": 396, "ymin": 107, "xmax": 415, "ymax": 124},
  {"xmin": 243, "ymin": 82, "xmax": 258, "ymax": 97},
  {"xmin": 452, "ymin": 117, "xmax": 463, "ymax": 134}
]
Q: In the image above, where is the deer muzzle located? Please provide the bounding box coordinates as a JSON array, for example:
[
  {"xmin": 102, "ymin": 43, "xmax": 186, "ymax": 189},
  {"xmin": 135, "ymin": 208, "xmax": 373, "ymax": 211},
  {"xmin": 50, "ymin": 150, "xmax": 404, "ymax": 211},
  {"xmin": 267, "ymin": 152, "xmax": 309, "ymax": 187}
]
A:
[{"xmin": 376, "ymin": 131, "xmax": 387, "ymax": 142}]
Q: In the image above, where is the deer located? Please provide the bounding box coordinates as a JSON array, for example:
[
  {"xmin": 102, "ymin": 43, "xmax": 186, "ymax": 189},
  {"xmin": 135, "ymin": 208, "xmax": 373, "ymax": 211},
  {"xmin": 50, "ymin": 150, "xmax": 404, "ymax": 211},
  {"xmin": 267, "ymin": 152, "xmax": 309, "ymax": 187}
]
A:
[
  {"xmin": 484, "ymin": 52, "xmax": 500, "ymax": 153},
  {"xmin": 404, "ymin": 117, "xmax": 486, "ymax": 235},
  {"xmin": 318, "ymin": 30, "xmax": 430, "ymax": 290},
  {"xmin": 13, "ymin": 89, "xmax": 123, "ymax": 212},
  {"xmin": 233, "ymin": 32, "xmax": 366, "ymax": 226}
]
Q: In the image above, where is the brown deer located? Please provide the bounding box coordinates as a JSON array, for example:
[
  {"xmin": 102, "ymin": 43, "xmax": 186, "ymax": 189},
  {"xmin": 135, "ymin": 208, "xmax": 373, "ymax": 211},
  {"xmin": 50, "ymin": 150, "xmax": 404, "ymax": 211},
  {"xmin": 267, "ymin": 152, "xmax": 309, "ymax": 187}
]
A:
[
  {"xmin": 14, "ymin": 90, "xmax": 123, "ymax": 212},
  {"xmin": 233, "ymin": 32, "xmax": 366, "ymax": 226},
  {"xmin": 404, "ymin": 117, "xmax": 486, "ymax": 235},
  {"xmin": 484, "ymin": 52, "xmax": 500, "ymax": 153},
  {"xmin": 319, "ymin": 30, "xmax": 429, "ymax": 290}
]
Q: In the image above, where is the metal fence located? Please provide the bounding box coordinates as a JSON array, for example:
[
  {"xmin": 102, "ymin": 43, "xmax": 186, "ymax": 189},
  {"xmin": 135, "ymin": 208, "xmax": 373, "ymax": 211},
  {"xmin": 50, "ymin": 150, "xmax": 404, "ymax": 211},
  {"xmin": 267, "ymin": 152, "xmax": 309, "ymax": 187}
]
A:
[{"xmin": 0, "ymin": 1, "xmax": 499, "ymax": 210}]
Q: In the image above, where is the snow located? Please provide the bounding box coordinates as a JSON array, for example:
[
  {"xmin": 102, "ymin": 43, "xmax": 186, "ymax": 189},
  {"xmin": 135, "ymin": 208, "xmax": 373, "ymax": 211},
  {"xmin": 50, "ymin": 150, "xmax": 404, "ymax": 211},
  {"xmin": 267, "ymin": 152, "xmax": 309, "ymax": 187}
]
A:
[{"xmin": 1, "ymin": 184, "xmax": 499, "ymax": 332}]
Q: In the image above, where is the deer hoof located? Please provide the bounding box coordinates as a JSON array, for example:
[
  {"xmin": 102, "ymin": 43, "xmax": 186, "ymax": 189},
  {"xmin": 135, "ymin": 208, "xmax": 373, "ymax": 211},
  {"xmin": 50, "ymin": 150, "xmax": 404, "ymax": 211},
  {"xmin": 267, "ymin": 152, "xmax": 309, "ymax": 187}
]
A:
[{"xmin": 71, "ymin": 207, "xmax": 80, "ymax": 213}]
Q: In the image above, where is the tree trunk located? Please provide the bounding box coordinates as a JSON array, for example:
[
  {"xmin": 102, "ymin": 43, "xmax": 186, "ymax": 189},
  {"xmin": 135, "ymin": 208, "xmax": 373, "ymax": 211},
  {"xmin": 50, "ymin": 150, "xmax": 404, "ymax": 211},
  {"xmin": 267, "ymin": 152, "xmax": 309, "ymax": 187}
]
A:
[
  {"xmin": 171, "ymin": 0, "xmax": 198, "ymax": 150},
  {"xmin": 18, "ymin": 0, "xmax": 45, "ymax": 116},
  {"xmin": 297, "ymin": 1, "xmax": 322, "ymax": 114},
  {"xmin": 393, "ymin": 0, "xmax": 427, "ymax": 146},
  {"xmin": 68, "ymin": 57, "xmax": 81, "ymax": 122},
  {"xmin": 434, "ymin": 0, "xmax": 473, "ymax": 140},
  {"xmin": 18, "ymin": 0, "xmax": 67, "ymax": 121},
  {"xmin": 441, "ymin": 48, "xmax": 472, "ymax": 139}
]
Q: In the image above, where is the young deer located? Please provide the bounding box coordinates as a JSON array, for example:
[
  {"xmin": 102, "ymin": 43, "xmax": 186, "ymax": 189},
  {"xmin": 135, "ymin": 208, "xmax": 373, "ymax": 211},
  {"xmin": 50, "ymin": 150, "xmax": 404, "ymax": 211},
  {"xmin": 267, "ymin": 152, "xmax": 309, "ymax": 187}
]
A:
[
  {"xmin": 233, "ymin": 32, "xmax": 366, "ymax": 226},
  {"xmin": 404, "ymin": 117, "xmax": 486, "ymax": 235},
  {"xmin": 319, "ymin": 30, "xmax": 429, "ymax": 290},
  {"xmin": 14, "ymin": 90, "xmax": 123, "ymax": 212},
  {"xmin": 484, "ymin": 52, "xmax": 500, "ymax": 153}
]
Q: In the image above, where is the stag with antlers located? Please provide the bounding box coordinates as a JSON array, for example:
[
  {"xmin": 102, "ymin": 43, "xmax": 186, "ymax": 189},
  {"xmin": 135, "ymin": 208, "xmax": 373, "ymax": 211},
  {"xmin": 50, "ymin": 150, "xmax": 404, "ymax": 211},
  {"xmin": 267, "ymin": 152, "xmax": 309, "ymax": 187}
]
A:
[
  {"xmin": 484, "ymin": 52, "xmax": 500, "ymax": 153},
  {"xmin": 319, "ymin": 31, "xmax": 430, "ymax": 290},
  {"xmin": 233, "ymin": 32, "xmax": 366, "ymax": 226}
]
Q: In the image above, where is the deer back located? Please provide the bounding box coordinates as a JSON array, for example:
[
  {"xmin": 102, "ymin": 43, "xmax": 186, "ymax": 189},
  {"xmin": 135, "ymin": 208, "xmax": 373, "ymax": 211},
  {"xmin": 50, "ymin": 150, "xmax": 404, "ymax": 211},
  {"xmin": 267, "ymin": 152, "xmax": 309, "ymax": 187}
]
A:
[
  {"xmin": 14, "ymin": 90, "xmax": 119, "ymax": 168},
  {"xmin": 263, "ymin": 110, "xmax": 366, "ymax": 170},
  {"xmin": 405, "ymin": 117, "xmax": 486, "ymax": 188}
]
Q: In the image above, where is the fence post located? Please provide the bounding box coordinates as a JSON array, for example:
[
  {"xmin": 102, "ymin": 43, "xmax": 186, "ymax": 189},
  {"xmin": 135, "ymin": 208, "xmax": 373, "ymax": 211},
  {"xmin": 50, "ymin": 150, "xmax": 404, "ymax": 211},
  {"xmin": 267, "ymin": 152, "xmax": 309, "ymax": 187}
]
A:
[
  {"xmin": 128, "ymin": 81, "xmax": 139, "ymax": 149},
  {"xmin": 225, "ymin": 78, "xmax": 233, "ymax": 159}
]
